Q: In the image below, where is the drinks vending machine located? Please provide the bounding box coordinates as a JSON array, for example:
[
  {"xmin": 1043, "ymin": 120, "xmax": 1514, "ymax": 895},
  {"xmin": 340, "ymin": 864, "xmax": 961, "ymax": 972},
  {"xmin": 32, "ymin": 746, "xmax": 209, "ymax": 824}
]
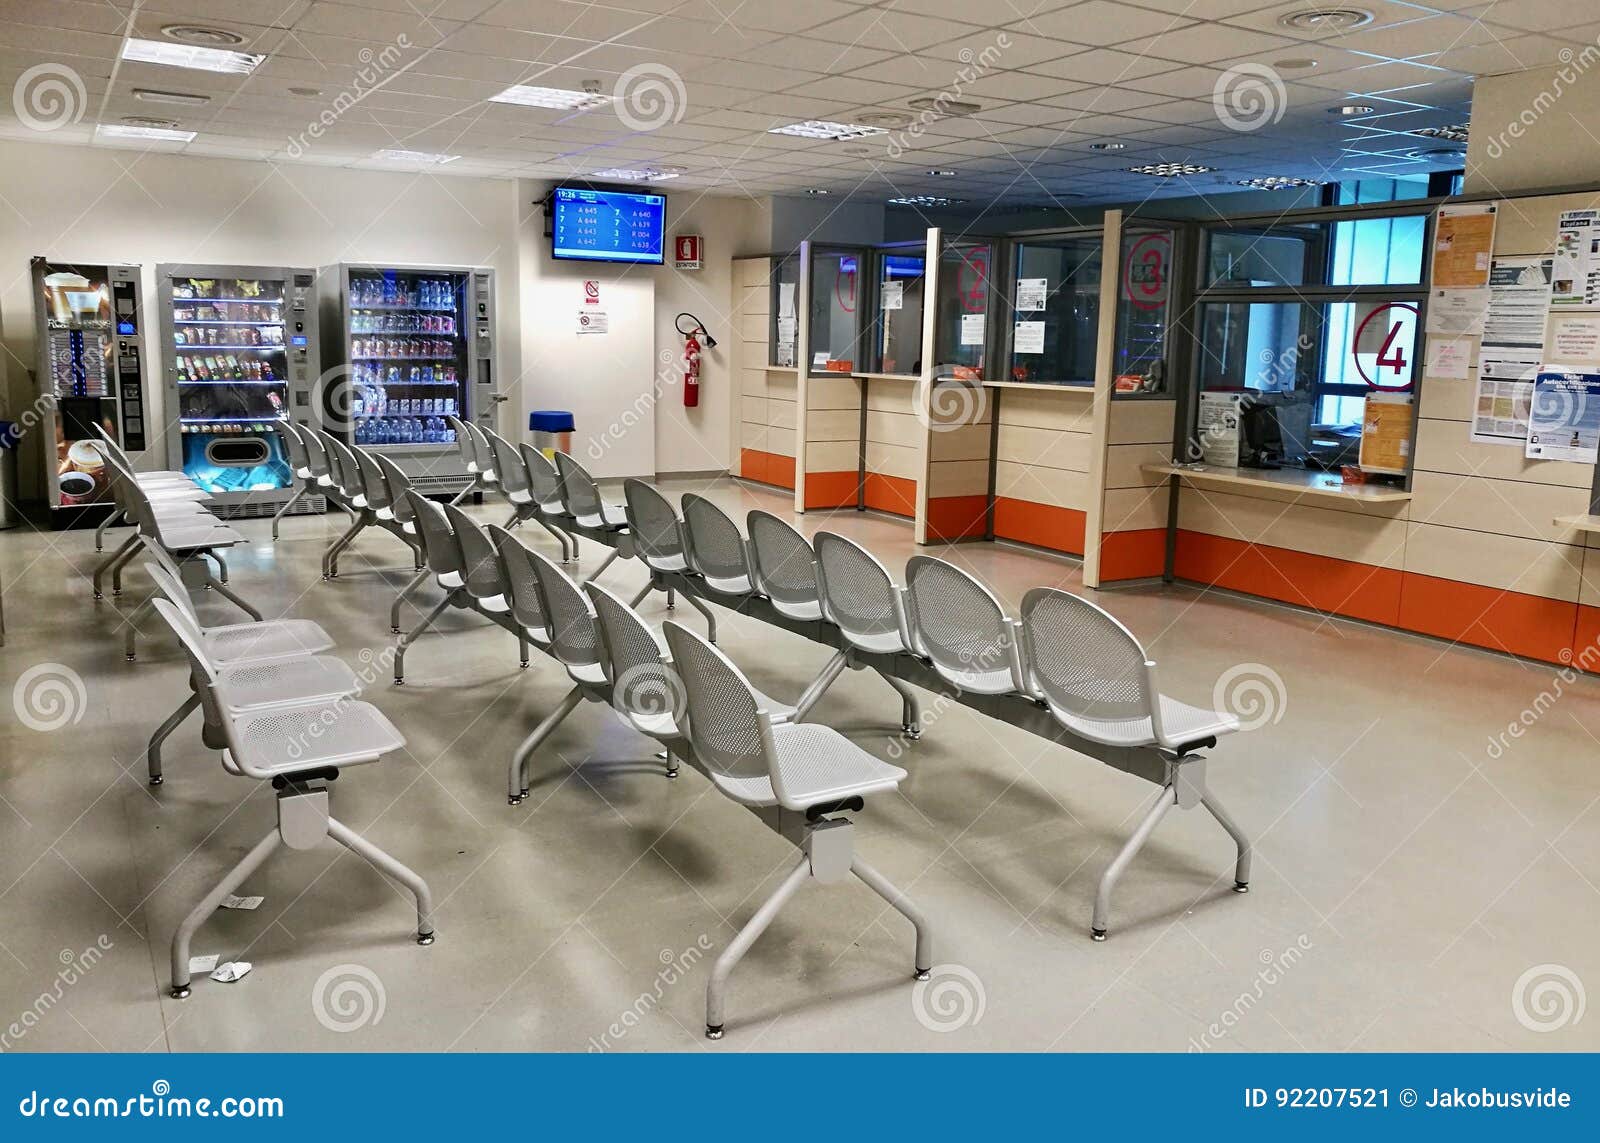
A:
[
  {"xmin": 158, "ymin": 263, "xmax": 321, "ymax": 516},
  {"xmin": 326, "ymin": 263, "xmax": 498, "ymax": 495},
  {"xmin": 30, "ymin": 257, "xmax": 150, "ymax": 528}
]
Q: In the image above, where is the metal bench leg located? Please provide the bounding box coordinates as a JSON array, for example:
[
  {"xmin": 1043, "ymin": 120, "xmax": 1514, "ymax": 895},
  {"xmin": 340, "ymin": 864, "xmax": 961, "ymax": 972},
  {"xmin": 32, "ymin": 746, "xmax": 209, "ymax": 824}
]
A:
[
  {"xmin": 852, "ymin": 856, "xmax": 933, "ymax": 978},
  {"xmin": 323, "ymin": 515, "xmax": 365, "ymax": 579},
  {"xmin": 108, "ymin": 540, "xmax": 146, "ymax": 596},
  {"xmin": 881, "ymin": 673, "xmax": 922, "ymax": 738},
  {"xmin": 534, "ymin": 517, "xmax": 571, "ymax": 561},
  {"xmin": 627, "ymin": 581, "xmax": 653, "ymax": 607},
  {"xmin": 123, "ymin": 597, "xmax": 156, "ymax": 661},
  {"xmin": 448, "ymin": 480, "xmax": 476, "ymax": 507},
  {"xmin": 94, "ymin": 535, "xmax": 141, "ymax": 598},
  {"xmin": 95, "ymin": 508, "xmax": 124, "ymax": 552},
  {"xmin": 706, "ymin": 853, "xmax": 810, "ymax": 1039},
  {"xmin": 147, "ymin": 693, "xmax": 200, "ymax": 785},
  {"xmin": 793, "ymin": 651, "xmax": 849, "ymax": 722},
  {"xmin": 518, "ymin": 633, "xmax": 530, "ymax": 669},
  {"xmin": 208, "ymin": 551, "xmax": 229, "ymax": 584},
  {"xmin": 170, "ymin": 828, "xmax": 281, "ymax": 998},
  {"xmin": 271, "ymin": 485, "xmax": 305, "ymax": 541},
  {"xmin": 327, "ymin": 817, "xmax": 435, "ymax": 944},
  {"xmin": 390, "ymin": 568, "xmax": 430, "ymax": 634},
  {"xmin": 681, "ymin": 588, "xmax": 717, "ymax": 643},
  {"xmin": 665, "ymin": 586, "xmax": 675, "ymax": 610},
  {"xmin": 509, "ymin": 685, "xmax": 583, "ymax": 804},
  {"xmin": 394, "ymin": 593, "xmax": 456, "ymax": 684},
  {"xmin": 1092, "ymin": 783, "xmax": 1175, "ymax": 941},
  {"xmin": 1202, "ymin": 790, "xmax": 1253, "ymax": 894},
  {"xmin": 582, "ymin": 547, "xmax": 620, "ymax": 584},
  {"xmin": 203, "ymin": 571, "xmax": 262, "ymax": 621}
]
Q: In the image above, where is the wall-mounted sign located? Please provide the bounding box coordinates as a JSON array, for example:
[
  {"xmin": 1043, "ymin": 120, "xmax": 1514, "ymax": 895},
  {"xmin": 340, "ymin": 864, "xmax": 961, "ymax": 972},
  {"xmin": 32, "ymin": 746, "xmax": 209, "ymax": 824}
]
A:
[
  {"xmin": 1527, "ymin": 367, "xmax": 1600, "ymax": 462},
  {"xmin": 673, "ymin": 234, "xmax": 702, "ymax": 270},
  {"xmin": 1122, "ymin": 232, "xmax": 1170, "ymax": 311},
  {"xmin": 583, "ymin": 279, "xmax": 599, "ymax": 305},
  {"xmin": 1352, "ymin": 301, "xmax": 1418, "ymax": 389},
  {"xmin": 576, "ymin": 310, "xmax": 608, "ymax": 335}
]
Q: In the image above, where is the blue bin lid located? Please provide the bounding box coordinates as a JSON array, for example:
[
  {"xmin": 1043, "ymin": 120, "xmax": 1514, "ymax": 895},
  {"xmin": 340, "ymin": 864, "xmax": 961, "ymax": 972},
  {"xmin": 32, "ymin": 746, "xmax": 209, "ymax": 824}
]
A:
[
  {"xmin": 0, "ymin": 421, "xmax": 17, "ymax": 449},
  {"xmin": 529, "ymin": 410, "xmax": 575, "ymax": 433}
]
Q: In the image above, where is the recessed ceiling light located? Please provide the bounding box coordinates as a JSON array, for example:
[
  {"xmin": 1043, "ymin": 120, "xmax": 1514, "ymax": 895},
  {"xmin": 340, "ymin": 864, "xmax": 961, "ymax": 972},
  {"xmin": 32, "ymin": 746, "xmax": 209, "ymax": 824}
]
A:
[
  {"xmin": 1279, "ymin": 8, "xmax": 1373, "ymax": 33},
  {"xmin": 122, "ymin": 37, "xmax": 264, "ymax": 74},
  {"xmin": 1234, "ymin": 176, "xmax": 1328, "ymax": 189},
  {"xmin": 95, "ymin": 123, "xmax": 196, "ymax": 143},
  {"xmin": 591, "ymin": 167, "xmax": 681, "ymax": 182},
  {"xmin": 288, "ymin": 86, "xmax": 323, "ymax": 98},
  {"xmin": 1274, "ymin": 58, "xmax": 1319, "ymax": 70},
  {"xmin": 1411, "ymin": 146, "xmax": 1465, "ymax": 161},
  {"xmin": 374, "ymin": 149, "xmax": 460, "ymax": 165},
  {"xmin": 854, "ymin": 110, "xmax": 911, "ymax": 129},
  {"xmin": 925, "ymin": 168, "xmax": 958, "ymax": 176},
  {"xmin": 1331, "ymin": 103, "xmax": 1376, "ymax": 116},
  {"xmin": 489, "ymin": 84, "xmax": 610, "ymax": 111},
  {"xmin": 132, "ymin": 88, "xmax": 210, "ymax": 106},
  {"xmin": 769, "ymin": 120, "xmax": 888, "ymax": 141},
  {"xmin": 907, "ymin": 96, "xmax": 981, "ymax": 118},
  {"xmin": 888, "ymin": 195, "xmax": 967, "ymax": 207},
  {"xmin": 121, "ymin": 115, "xmax": 182, "ymax": 130},
  {"xmin": 805, "ymin": 188, "xmax": 831, "ymax": 195},
  {"xmin": 1412, "ymin": 123, "xmax": 1470, "ymax": 143},
  {"xmin": 161, "ymin": 25, "xmax": 246, "ymax": 46},
  {"xmin": 1126, "ymin": 162, "xmax": 1216, "ymax": 177},
  {"xmin": 842, "ymin": 144, "xmax": 874, "ymax": 157},
  {"xmin": 1089, "ymin": 141, "xmax": 1126, "ymax": 151}
]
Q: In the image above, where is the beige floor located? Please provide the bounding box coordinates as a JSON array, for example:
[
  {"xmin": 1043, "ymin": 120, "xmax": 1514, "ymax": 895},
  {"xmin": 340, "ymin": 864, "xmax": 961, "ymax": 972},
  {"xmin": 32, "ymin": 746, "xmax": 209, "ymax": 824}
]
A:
[{"xmin": 1, "ymin": 476, "xmax": 1597, "ymax": 1052}]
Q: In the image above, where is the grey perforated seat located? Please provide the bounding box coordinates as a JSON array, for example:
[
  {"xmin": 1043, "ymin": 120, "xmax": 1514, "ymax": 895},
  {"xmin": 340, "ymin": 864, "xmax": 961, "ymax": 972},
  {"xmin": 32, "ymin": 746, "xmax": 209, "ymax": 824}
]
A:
[
  {"xmin": 149, "ymin": 598, "xmax": 433, "ymax": 1001},
  {"xmin": 661, "ymin": 618, "xmax": 932, "ymax": 1039},
  {"xmin": 371, "ymin": 454, "xmax": 419, "ymax": 536},
  {"xmin": 813, "ymin": 531, "xmax": 915, "ymax": 655},
  {"xmin": 746, "ymin": 511, "xmax": 822, "ymax": 621},
  {"xmin": 271, "ymin": 421, "xmax": 318, "ymax": 541},
  {"xmin": 485, "ymin": 430, "xmax": 532, "ymax": 505},
  {"xmin": 906, "ymin": 556, "xmax": 1027, "ymax": 696},
  {"xmin": 1019, "ymin": 587, "xmax": 1238, "ymax": 750},
  {"xmin": 681, "ymin": 493, "xmax": 755, "ymax": 595},
  {"xmin": 444, "ymin": 503, "xmax": 512, "ymax": 613},
  {"xmin": 487, "ymin": 525, "xmax": 553, "ymax": 646},
  {"xmin": 623, "ymin": 479, "xmax": 690, "ymax": 573},
  {"xmin": 323, "ymin": 435, "xmax": 369, "ymax": 508},
  {"xmin": 555, "ymin": 451, "xmax": 627, "ymax": 528}
]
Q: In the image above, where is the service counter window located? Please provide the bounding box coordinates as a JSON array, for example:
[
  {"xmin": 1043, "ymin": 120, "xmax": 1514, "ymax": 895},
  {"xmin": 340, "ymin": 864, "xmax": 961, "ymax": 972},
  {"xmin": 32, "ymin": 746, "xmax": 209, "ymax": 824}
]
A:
[
  {"xmin": 769, "ymin": 255, "xmax": 800, "ymax": 368},
  {"xmin": 809, "ymin": 249, "xmax": 865, "ymax": 375},
  {"xmin": 865, "ymin": 248, "xmax": 926, "ymax": 375},
  {"xmin": 933, "ymin": 242, "xmax": 993, "ymax": 379},
  {"xmin": 1115, "ymin": 227, "xmax": 1175, "ymax": 394},
  {"xmin": 1007, "ymin": 234, "xmax": 1100, "ymax": 385},
  {"xmin": 1191, "ymin": 206, "xmax": 1430, "ymax": 478}
]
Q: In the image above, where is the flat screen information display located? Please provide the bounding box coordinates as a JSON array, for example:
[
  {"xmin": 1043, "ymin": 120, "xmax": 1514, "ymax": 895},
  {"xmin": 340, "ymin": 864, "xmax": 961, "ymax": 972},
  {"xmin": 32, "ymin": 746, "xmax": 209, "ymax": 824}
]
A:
[{"xmin": 551, "ymin": 187, "xmax": 666, "ymax": 264}]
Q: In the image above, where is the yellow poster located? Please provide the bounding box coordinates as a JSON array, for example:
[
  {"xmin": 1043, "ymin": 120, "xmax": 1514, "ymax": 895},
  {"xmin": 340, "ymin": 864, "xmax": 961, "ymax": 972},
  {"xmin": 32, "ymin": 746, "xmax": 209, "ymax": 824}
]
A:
[
  {"xmin": 1432, "ymin": 203, "xmax": 1497, "ymax": 288},
  {"xmin": 1359, "ymin": 392, "xmax": 1415, "ymax": 475}
]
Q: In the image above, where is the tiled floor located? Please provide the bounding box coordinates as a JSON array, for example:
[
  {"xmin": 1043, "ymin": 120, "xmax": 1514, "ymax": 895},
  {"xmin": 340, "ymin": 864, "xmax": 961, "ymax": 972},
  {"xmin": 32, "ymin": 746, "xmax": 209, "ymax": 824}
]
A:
[{"xmin": 1, "ymin": 476, "xmax": 1597, "ymax": 1052}]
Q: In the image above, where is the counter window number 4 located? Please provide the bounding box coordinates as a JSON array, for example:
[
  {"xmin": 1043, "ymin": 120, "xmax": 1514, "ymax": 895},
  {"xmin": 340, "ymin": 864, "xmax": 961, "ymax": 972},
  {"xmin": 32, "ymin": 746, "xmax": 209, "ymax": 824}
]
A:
[{"xmin": 1375, "ymin": 321, "xmax": 1407, "ymax": 375}]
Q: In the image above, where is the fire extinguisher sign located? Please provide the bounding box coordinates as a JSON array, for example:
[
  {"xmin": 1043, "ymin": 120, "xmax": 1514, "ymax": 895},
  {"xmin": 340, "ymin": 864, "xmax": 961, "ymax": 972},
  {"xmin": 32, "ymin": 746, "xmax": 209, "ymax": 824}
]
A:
[{"xmin": 673, "ymin": 235, "xmax": 703, "ymax": 270}]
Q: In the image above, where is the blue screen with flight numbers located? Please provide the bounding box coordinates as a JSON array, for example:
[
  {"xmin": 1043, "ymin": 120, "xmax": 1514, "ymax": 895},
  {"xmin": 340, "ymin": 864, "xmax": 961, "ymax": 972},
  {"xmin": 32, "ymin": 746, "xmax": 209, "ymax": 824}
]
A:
[{"xmin": 551, "ymin": 187, "xmax": 666, "ymax": 264}]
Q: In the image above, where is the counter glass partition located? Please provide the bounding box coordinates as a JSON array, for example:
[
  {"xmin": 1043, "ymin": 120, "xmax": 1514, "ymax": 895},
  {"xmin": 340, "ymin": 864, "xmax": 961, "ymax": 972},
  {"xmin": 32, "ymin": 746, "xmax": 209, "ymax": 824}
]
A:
[
  {"xmin": 809, "ymin": 249, "xmax": 865, "ymax": 374},
  {"xmin": 1114, "ymin": 226, "xmax": 1174, "ymax": 394},
  {"xmin": 1006, "ymin": 234, "xmax": 1101, "ymax": 386},
  {"xmin": 865, "ymin": 247, "xmax": 926, "ymax": 375},
  {"xmin": 769, "ymin": 255, "xmax": 800, "ymax": 368},
  {"xmin": 933, "ymin": 242, "xmax": 993, "ymax": 378}
]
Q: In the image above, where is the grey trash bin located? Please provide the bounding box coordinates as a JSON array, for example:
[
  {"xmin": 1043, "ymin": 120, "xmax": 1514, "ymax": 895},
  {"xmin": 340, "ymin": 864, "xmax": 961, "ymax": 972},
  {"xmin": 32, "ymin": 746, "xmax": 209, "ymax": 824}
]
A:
[{"xmin": 0, "ymin": 421, "xmax": 19, "ymax": 531}]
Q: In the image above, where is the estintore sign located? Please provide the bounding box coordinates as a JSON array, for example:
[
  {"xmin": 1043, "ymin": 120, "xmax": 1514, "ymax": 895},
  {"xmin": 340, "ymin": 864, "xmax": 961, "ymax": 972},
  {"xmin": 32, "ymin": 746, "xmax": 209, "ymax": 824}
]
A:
[
  {"xmin": 673, "ymin": 234, "xmax": 702, "ymax": 269},
  {"xmin": 1352, "ymin": 301, "xmax": 1418, "ymax": 389},
  {"xmin": 583, "ymin": 279, "xmax": 599, "ymax": 305},
  {"xmin": 1123, "ymin": 232, "xmax": 1170, "ymax": 311}
]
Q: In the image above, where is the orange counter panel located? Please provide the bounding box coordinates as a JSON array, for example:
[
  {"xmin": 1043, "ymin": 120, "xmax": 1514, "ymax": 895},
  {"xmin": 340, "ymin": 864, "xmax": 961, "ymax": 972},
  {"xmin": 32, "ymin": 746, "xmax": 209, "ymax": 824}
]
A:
[{"xmin": 992, "ymin": 497, "xmax": 1086, "ymax": 556}]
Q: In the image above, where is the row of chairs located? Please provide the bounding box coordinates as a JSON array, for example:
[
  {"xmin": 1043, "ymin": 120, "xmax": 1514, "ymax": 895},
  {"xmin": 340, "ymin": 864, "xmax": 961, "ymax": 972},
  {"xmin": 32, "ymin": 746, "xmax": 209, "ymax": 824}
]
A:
[{"xmin": 83, "ymin": 436, "xmax": 436, "ymax": 1002}]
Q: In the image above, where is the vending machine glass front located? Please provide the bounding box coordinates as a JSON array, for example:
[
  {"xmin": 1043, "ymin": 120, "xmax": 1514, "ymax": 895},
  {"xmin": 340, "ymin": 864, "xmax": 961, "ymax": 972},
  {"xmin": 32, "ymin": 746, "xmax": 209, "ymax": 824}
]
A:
[{"xmin": 346, "ymin": 268, "xmax": 467, "ymax": 448}]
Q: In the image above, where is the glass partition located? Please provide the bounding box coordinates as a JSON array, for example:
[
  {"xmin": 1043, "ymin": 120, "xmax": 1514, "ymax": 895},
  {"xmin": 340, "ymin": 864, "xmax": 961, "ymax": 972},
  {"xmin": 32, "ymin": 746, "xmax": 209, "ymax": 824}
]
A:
[
  {"xmin": 1007, "ymin": 234, "xmax": 1101, "ymax": 386},
  {"xmin": 1114, "ymin": 227, "xmax": 1174, "ymax": 393},
  {"xmin": 1205, "ymin": 216, "xmax": 1425, "ymax": 288},
  {"xmin": 768, "ymin": 255, "xmax": 799, "ymax": 368},
  {"xmin": 866, "ymin": 247, "xmax": 926, "ymax": 375},
  {"xmin": 809, "ymin": 249, "xmax": 864, "ymax": 374},
  {"xmin": 933, "ymin": 242, "xmax": 993, "ymax": 378}
]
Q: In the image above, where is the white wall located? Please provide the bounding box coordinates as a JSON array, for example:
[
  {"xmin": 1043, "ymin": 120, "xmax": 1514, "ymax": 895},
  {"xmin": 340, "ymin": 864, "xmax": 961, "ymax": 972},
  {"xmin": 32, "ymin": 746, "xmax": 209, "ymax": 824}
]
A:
[
  {"xmin": 1466, "ymin": 64, "xmax": 1600, "ymax": 194},
  {"xmin": 0, "ymin": 139, "xmax": 767, "ymax": 501},
  {"xmin": 0, "ymin": 139, "xmax": 522, "ymax": 499}
]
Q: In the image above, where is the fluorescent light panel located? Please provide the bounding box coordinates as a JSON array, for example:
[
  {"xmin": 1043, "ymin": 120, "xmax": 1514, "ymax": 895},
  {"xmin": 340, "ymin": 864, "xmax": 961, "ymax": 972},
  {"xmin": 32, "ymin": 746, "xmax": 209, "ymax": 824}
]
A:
[
  {"xmin": 374, "ymin": 149, "xmax": 460, "ymax": 164},
  {"xmin": 490, "ymin": 84, "xmax": 609, "ymax": 111},
  {"xmin": 96, "ymin": 123, "xmax": 197, "ymax": 143},
  {"xmin": 591, "ymin": 168, "xmax": 680, "ymax": 182},
  {"xmin": 769, "ymin": 120, "xmax": 888, "ymax": 141},
  {"xmin": 121, "ymin": 37, "xmax": 264, "ymax": 75},
  {"xmin": 1126, "ymin": 162, "xmax": 1215, "ymax": 177}
]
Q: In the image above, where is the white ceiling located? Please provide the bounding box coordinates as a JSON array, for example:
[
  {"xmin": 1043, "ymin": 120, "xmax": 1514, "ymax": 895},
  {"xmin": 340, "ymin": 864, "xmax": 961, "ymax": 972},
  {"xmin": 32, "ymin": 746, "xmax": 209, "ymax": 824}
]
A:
[{"xmin": 0, "ymin": 0, "xmax": 1586, "ymax": 208}]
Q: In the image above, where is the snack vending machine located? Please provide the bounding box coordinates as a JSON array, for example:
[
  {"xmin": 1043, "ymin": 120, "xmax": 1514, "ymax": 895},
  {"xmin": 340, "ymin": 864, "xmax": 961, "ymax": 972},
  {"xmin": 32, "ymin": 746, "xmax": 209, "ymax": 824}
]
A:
[
  {"xmin": 158, "ymin": 263, "xmax": 321, "ymax": 516},
  {"xmin": 30, "ymin": 258, "xmax": 150, "ymax": 528},
  {"xmin": 327, "ymin": 263, "xmax": 497, "ymax": 495}
]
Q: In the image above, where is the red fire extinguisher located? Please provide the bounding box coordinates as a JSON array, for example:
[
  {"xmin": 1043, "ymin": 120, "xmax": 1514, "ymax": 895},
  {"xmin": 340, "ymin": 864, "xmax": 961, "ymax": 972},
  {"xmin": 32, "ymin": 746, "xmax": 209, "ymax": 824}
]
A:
[{"xmin": 675, "ymin": 312, "xmax": 716, "ymax": 409}]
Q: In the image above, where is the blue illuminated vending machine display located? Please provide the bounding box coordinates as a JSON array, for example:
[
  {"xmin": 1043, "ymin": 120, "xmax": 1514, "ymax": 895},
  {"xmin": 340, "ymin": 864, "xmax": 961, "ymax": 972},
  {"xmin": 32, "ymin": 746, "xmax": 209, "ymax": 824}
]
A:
[{"xmin": 158, "ymin": 263, "xmax": 320, "ymax": 516}]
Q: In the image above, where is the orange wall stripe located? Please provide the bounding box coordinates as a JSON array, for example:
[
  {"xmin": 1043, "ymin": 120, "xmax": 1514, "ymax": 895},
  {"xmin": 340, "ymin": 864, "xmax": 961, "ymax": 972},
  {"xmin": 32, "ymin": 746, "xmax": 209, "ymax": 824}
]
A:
[
  {"xmin": 738, "ymin": 448, "xmax": 767, "ymax": 484},
  {"xmin": 738, "ymin": 449, "xmax": 796, "ymax": 490},
  {"xmin": 1098, "ymin": 528, "xmax": 1167, "ymax": 582},
  {"xmin": 863, "ymin": 473, "xmax": 917, "ymax": 518},
  {"xmin": 1173, "ymin": 530, "xmax": 1403, "ymax": 627},
  {"xmin": 926, "ymin": 494, "xmax": 989, "ymax": 542},
  {"xmin": 1398, "ymin": 572, "xmax": 1577, "ymax": 666},
  {"xmin": 992, "ymin": 497, "xmax": 1086, "ymax": 555},
  {"xmin": 803, "ymin": 470, "xmax": 858, "ymax": 510}
]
